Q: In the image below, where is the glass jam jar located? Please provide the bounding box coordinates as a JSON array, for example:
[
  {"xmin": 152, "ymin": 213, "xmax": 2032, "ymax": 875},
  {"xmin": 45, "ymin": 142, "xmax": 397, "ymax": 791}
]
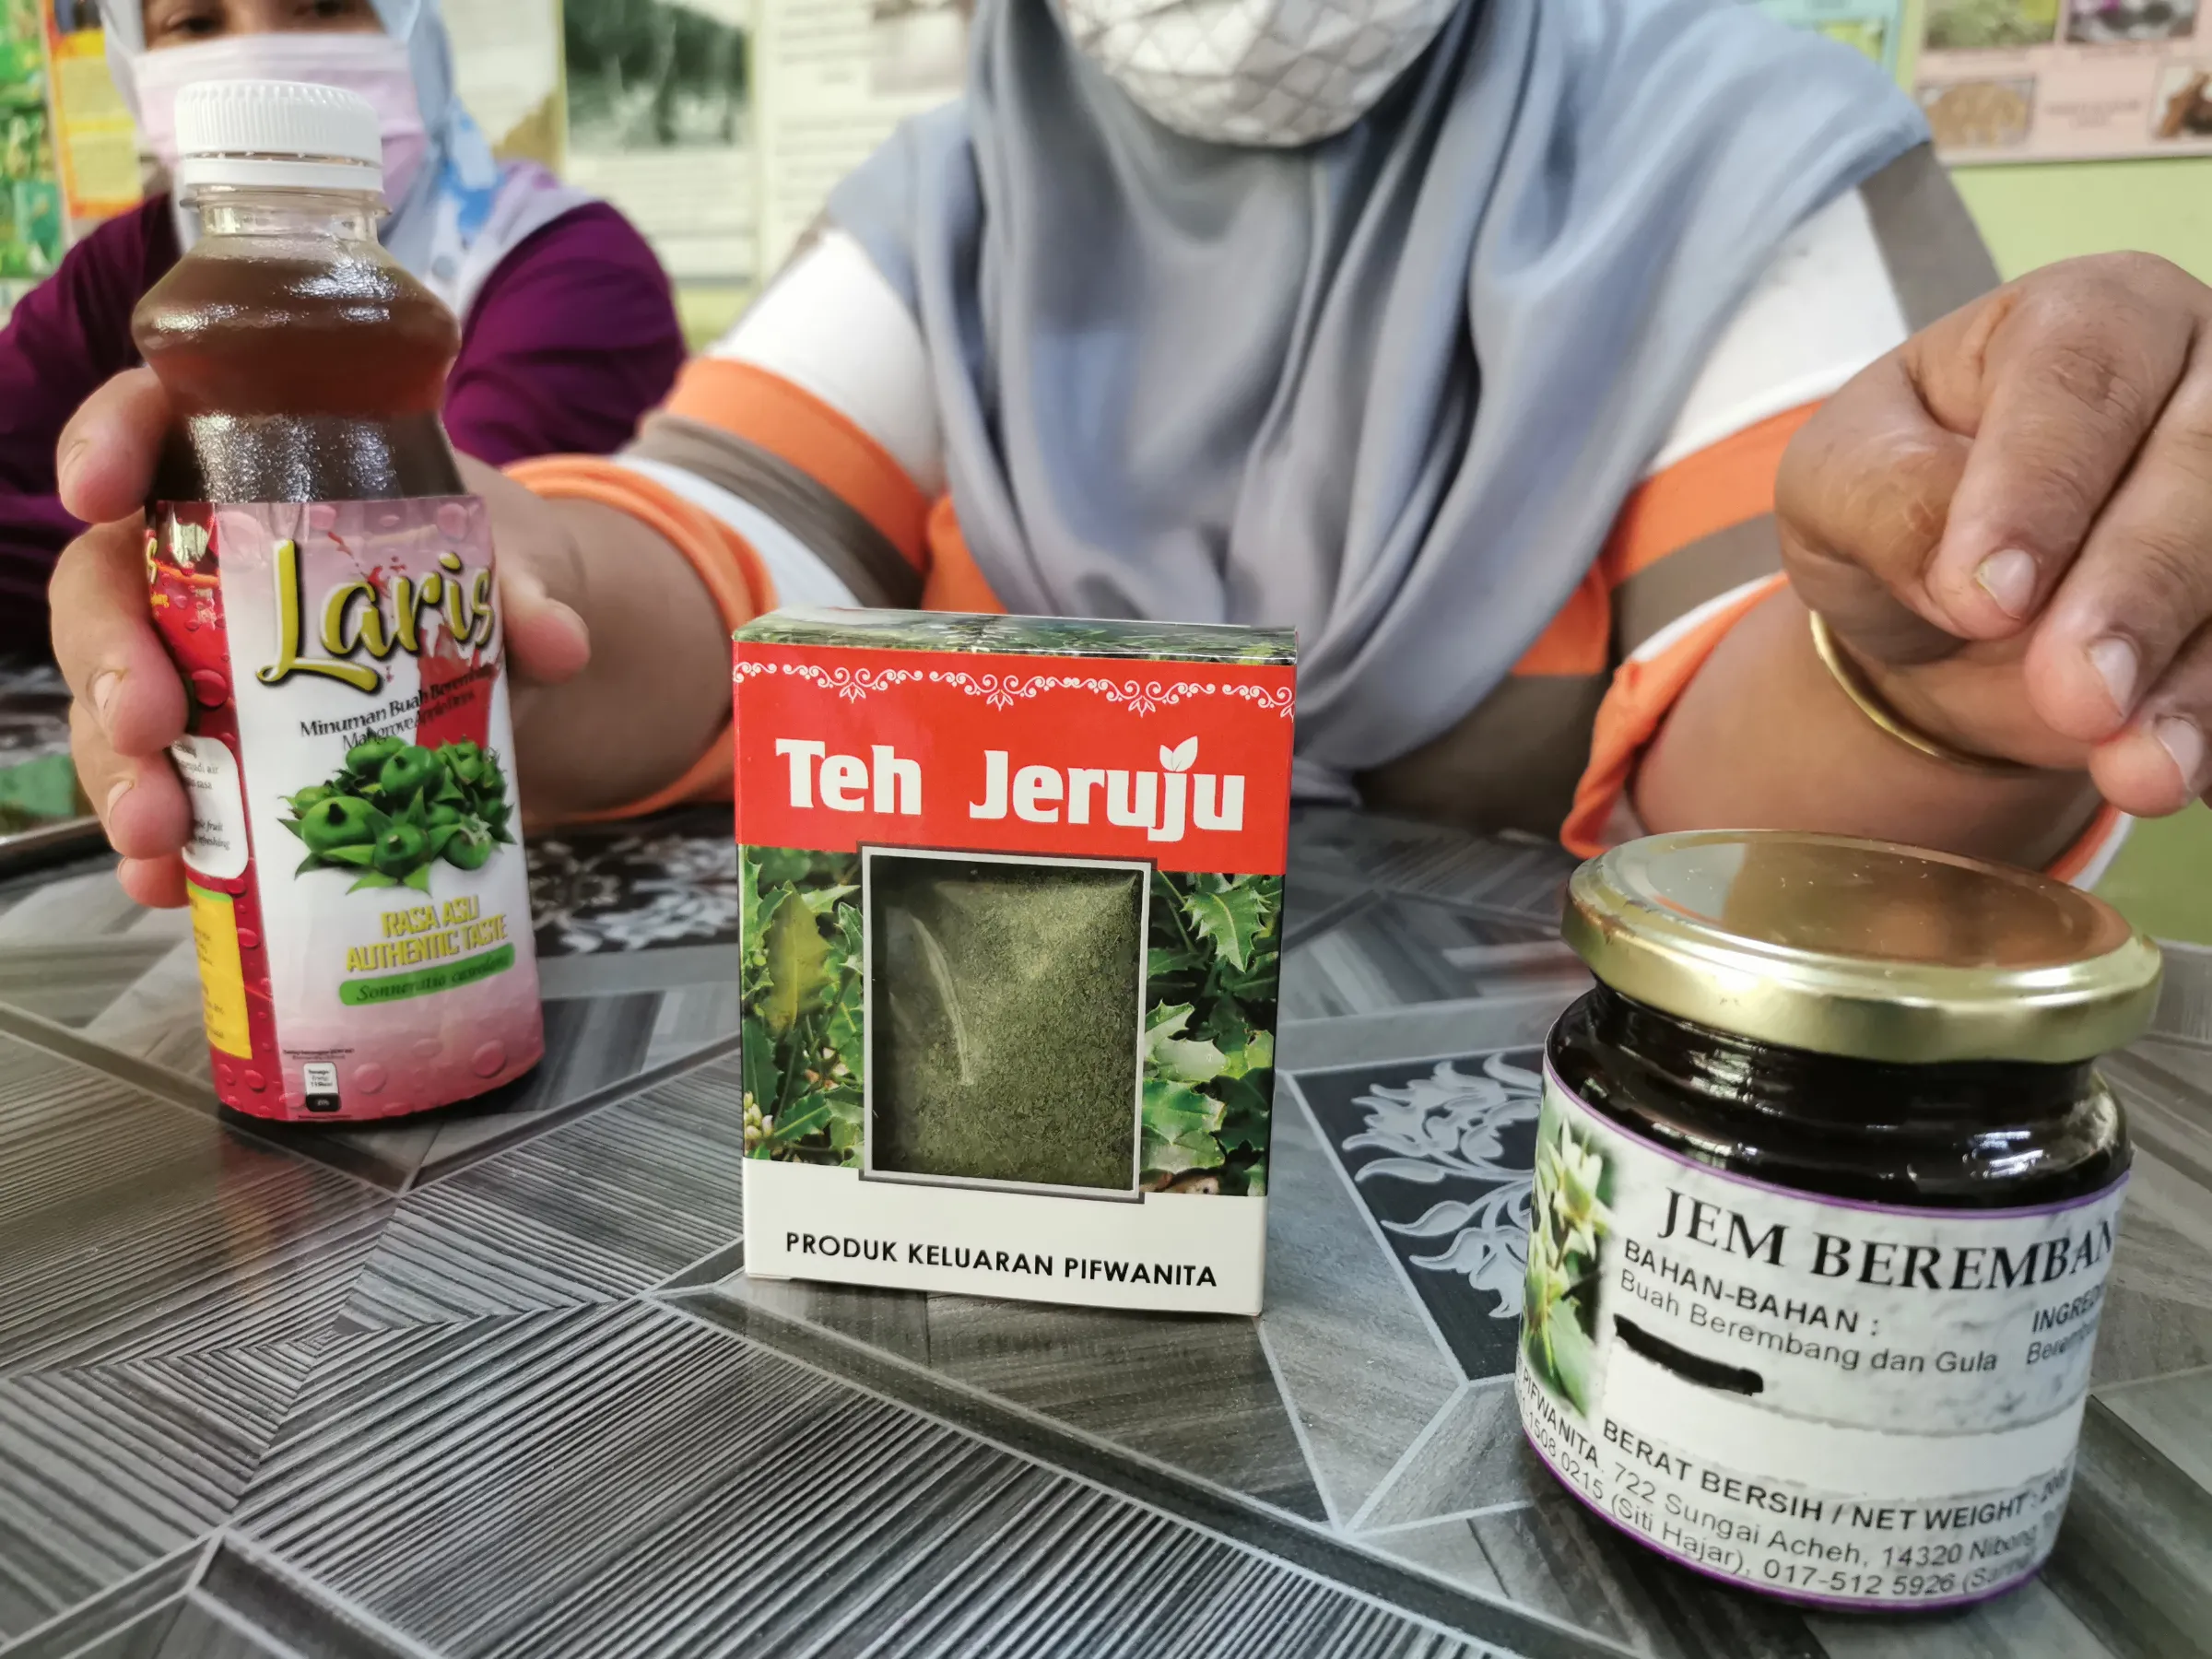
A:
[{"xmin": 1517, "ymin": 830, "xmax": 2160, "ymax": 1612}]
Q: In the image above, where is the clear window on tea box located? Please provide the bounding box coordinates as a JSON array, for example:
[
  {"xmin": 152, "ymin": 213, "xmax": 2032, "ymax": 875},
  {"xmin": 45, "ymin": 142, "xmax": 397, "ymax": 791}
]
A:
[{"xmin": 864, "ymin": 848, "xmax": 1149, "ymax": 1197}]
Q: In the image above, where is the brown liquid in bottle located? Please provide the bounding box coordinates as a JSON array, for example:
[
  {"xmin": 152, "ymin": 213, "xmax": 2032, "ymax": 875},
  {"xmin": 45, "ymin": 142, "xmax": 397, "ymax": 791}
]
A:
[
  {"xmin": 134, "ymin": 232, "xmax": 464, "ymax": 502},
  {"xmin": 142, "ymin": 86, "xmax": 544, "ymax": 1127}
]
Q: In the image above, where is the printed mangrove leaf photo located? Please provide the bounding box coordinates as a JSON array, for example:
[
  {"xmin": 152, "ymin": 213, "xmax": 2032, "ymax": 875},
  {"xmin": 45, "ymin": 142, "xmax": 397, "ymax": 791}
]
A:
[
  {"xmin": 740, "ymin": 845, "xmax": 865, "ymax": 1164},
  {"xmin": 1523, "ymin": 1095, "xmax": 1616, "ymax": 1417},
  {"xmin": 738, "ymin": 846, "xmax": 1282, "ymax": 1201},
  {"xmin": 1142, "ymin": 869, "xmax": 1281, "ymax": 1196}
]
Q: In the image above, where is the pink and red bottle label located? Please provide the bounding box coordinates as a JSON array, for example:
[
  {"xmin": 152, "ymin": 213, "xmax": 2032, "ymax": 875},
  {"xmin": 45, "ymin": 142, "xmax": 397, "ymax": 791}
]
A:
[{"xmin": 150, "ymin": 496, "xmax": 543, "ymax": 1122}]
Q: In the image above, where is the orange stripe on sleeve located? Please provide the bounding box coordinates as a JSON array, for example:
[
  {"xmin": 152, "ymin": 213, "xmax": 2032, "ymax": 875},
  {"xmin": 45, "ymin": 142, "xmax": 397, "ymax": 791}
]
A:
[
  {"xmin": 1601, "ymin": 404, "xmax": 1817, "ymax": 584},
  {"xmin": 1512, "ymin": 565, "xmax": 1609, "ymax": 677},
  {"xmin": 665, "ymin": 359, "xmax": 930, "ymax": 573},
  {"xmin": 1562, "ymin": 568, "xmax": 2132, "ymax": 888},
  {"xmin": 922, "ymin": 496, "xmax": 1006, "ymax": 615},
  {"xmin": 2046, "ymin": 805, "xmax": 2127, "ymax": 886},
  {"xmin": 1560, "ymin": 575, "xmax": 1789, "ymax": 858},
  {"xmin": 1512, "ymin": 402, "xmax": 1817, "ymax": 688},
  {"xmin": 1555, "ymin": 402, "xmax": 1819, "ymax": 853},
  {"xmin": 507, "ymin": 453, "xmax": 774, "ymax": 821}
]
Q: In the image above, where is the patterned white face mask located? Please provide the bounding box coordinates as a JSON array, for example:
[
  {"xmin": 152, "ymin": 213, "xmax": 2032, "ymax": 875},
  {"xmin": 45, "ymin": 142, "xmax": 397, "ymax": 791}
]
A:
[{"xmin": 1059, "ymin": 0, "xmax": 1460, "ymax": 148}]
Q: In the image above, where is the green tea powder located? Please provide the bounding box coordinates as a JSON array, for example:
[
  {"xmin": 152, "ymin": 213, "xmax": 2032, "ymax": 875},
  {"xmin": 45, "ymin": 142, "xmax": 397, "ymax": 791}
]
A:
[{"xmin": 870, "ymin": 856, "xmax": 1143, "ymax": 1192}]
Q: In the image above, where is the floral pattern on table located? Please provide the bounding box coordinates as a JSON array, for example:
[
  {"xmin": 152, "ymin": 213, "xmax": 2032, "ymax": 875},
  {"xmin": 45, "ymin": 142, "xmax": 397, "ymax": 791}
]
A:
[
  {"xmin": 526, "ymin": 806, "xmax": 739, "ymax": 958},
  {"xmin": 1300, "ymin": 1049, "xmax": 1544, "ymax": 1381}
]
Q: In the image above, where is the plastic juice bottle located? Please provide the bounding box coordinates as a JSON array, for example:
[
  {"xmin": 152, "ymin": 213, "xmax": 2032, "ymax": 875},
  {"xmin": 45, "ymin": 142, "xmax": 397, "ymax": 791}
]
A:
[{"xmin": 135, "ymin": 79, "xmax": 543, "ymax": 1122}]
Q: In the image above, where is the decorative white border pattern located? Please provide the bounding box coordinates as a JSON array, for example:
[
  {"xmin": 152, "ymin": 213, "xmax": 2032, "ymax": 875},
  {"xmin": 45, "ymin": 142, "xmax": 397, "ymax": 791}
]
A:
[
  {"xmin": 733, "ymin": 657, "xmax": 1294, "ymax": 716},
  {"xmin": 731, "ymin": 661, "xmax": 927, "ymax": 702}
]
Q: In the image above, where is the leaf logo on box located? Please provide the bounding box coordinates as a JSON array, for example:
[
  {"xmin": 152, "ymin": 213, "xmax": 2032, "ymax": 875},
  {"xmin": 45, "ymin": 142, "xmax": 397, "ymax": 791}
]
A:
[{"xmin": 773, "ymin": 736, "xmax": 1244, "ymax": 843}]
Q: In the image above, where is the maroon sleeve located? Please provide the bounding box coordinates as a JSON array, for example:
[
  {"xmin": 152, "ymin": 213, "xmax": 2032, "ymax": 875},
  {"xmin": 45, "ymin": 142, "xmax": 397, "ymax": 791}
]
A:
[
  {"xmin": 443, "ymin": 202, "xmax": 688, "ymax": 467},
  {"xmin": 0, "ymin": 200, "xmax": 171, "ymax": 653}
]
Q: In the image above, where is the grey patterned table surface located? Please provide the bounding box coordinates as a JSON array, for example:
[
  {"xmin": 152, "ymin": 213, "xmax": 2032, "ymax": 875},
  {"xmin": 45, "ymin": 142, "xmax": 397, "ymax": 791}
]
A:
[{"xmin": 1, "ymin": 801, "xmax": 2208, "ymax": 1659}]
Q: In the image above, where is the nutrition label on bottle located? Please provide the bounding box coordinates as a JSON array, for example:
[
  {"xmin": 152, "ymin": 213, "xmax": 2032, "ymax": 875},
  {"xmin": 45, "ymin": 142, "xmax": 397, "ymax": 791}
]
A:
[{"xmin": 1517, "ymin": 1067, "xmax": 2127, "ymax": 1609}]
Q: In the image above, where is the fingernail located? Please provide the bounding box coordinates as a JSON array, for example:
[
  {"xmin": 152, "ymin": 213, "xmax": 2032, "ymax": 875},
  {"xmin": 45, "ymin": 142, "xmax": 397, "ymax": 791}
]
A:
[
  {"xmin": 2156, "ymin": 715, "xmax": 2206, "ymax": 793},
  {"xmin": 89, "ymin": 669, "xmax": 122, "ymax": 726},
  {"xmin": 103, "ymin": 775, "xmax": 133, "ymax": 823},
  {"xmin": 57, "ymin": 437, "xmax": 85, "ymax": 493},
  {"xmin": 1975, "ymin": 549, "xmax": 2039, "ymax": 618},
  {"xmin": 2088, "ymin": 637, "xmax": 2138, "ymax": 716}
]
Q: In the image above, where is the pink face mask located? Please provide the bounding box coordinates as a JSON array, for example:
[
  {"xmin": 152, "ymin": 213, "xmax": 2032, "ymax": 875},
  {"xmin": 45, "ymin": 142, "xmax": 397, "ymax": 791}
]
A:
[{"xmin": 135, "ymin": 31, "xmax": 430, "ymax": 206}]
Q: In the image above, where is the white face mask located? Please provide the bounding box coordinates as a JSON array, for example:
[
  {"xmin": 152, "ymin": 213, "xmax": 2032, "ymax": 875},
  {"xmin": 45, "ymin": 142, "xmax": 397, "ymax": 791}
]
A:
[
  {"xmin": 1059, "ymin": 0, "xmax": 1459, "ymax": 148},
  {"xmin": 134, "ymin": 31, "xmax": 431, "ymax": 206}
]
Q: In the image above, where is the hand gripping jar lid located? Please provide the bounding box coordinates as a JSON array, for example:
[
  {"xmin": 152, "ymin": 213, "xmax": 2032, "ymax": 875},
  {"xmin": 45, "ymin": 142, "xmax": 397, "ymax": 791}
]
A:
[
  {"xmin": 1561, "ymin": 829, "xmax": 2162, "ymax": 1065},
  {"xmin": 172, "ymin": 79, "xmax": 384, "ymax": 200}
]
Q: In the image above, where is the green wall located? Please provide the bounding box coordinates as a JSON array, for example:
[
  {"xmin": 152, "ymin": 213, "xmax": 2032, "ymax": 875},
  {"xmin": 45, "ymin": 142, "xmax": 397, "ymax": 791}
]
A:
[{"xmin": 1953, "ymin": 159, "xmax": 2212, "ymax": 283}]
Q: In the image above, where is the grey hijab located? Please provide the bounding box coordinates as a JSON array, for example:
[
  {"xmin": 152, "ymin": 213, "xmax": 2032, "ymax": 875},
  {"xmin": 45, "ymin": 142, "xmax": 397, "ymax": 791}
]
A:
[{"xmin": 830, "ymin": 0, "xmax": 1927, "ymax": 789}]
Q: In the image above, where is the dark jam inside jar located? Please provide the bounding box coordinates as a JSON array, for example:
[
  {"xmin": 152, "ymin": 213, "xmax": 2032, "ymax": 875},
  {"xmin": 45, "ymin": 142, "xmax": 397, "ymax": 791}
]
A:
[
  {"xmin": 1522, "ymin": 830, "xmax": 2158, "ymax": 1614},
  {"xmin": 1548, "ymin": 982, "xmax": 2128, "ymax": 1211}
]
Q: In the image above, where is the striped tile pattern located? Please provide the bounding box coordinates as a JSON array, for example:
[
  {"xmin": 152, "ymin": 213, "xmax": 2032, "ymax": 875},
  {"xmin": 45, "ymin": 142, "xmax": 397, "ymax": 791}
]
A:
[
  {"xmin": 0, "ymin": 804, "xmax": 2205, "ymax": 1657},
  {"xmin": 722, "ymin": 1274, "xmax": 1328, "ymax": 1521},
  {"xmin": 0, "ymin": 1041, "xmax": 388, "ymax": 1374},
  {"xmin": 0, "ymin": 935, "xmax": 185, "ymax": 1031},
  {"xmin": 0, "ymin": 1346, "xmax": 312, "ymax": 1638},
  {"xmin": 2148, "ymin": 941, "xmax": 2212, "ymax": 1052},
  {"xmin": 1289, "ymin": 812, "xmax": 1573, "ymax": 924},
  {"xmin": 407, "ymin": 975, "xmax": 741, "ymax": 1183},
  {"xmin": 0, "ymin": 863, "xmax": 152, "ymax": 947},
  {"xmin": 185, "ymin": 1542, "xmax": 432, "ymax": 1659},
  {"xmin": 146, "ymin": 1599, "xmax": 289, "ymax": 1659},
  {"xmin": 1368, "ymin": 1495, "xmax": 1834, "ymax": 1659},
  {"xmin": 2043, "ymin": 1399, "xmax": 2212, "ymax": 1659},
  {"xmin": 234, "ymin": 1303, "xmax": 1503, "ymax": 1659},
  {"xmin": 1258, "ymin": 1088, "xmax": 1464, "ymax": 1527},
  {"xmin": 0, "ymin": 1538, "xmax": 206, "ymax": 1658},
  {"xmin": 343, "ymin": 1060, "xmax": 748, "ymax": 1328},
  {"xmin": 1280, "ymin": 898, "xmax": 1583, "ymax": 1023}
]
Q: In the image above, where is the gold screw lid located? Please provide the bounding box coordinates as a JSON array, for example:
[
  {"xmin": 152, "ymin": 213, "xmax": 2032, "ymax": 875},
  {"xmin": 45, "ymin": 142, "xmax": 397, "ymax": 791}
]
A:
[{"xmin": 1564, "ymin": 830, "xmax": 2162, "ymax": 1065}]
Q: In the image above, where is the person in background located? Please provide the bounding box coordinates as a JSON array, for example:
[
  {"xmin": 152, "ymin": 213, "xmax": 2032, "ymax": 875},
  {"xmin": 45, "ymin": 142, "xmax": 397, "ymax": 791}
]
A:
[
  {"xmin": 54, "ymin": 0, "xmax": 2212, "ymax": 902},
  {"xmin": 0, "ymin": 0, "xmax": 686, "ymax": 653}
]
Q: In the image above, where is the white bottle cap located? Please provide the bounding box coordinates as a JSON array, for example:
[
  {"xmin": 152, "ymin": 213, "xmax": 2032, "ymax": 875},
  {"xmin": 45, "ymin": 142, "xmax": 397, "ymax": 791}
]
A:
[{"xmin": 173, "ymin": 79, "xmax": 384, "ymax": 200}]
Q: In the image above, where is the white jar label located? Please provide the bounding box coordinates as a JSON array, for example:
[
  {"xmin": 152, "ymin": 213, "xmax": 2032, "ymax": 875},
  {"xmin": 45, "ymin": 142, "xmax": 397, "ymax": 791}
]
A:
[{"xmin": 1516, "ymin": 1064, "xmax": 2126, "ymax": 1609}]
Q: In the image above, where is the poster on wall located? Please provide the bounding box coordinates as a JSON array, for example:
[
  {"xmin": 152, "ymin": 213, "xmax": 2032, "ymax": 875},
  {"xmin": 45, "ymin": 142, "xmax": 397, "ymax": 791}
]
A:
[
  {"xmin": 1918, "ymin": 0, "xmax": 2212, "ymax": 161},
  {"xmin": 1, "ymin": 0, "xmax": 62, "ymax": 305},
  {"xmin": 752, "ymin": 0, "xmax": 970, "ymax": 282},
  {"xmin": 443, "ymin": 0, "xmax": 564, "ymax": 171},
  {"xmin": 41, "ymin": 0, "xmax": 137, "ymax": 221},
  {"xmin": 1753, "ymin": 0, "xmax": 1907, "ymax": 71},
  {"xmin": 562, "ymin": 0, "xmax": 757, "ymax": 295}
]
